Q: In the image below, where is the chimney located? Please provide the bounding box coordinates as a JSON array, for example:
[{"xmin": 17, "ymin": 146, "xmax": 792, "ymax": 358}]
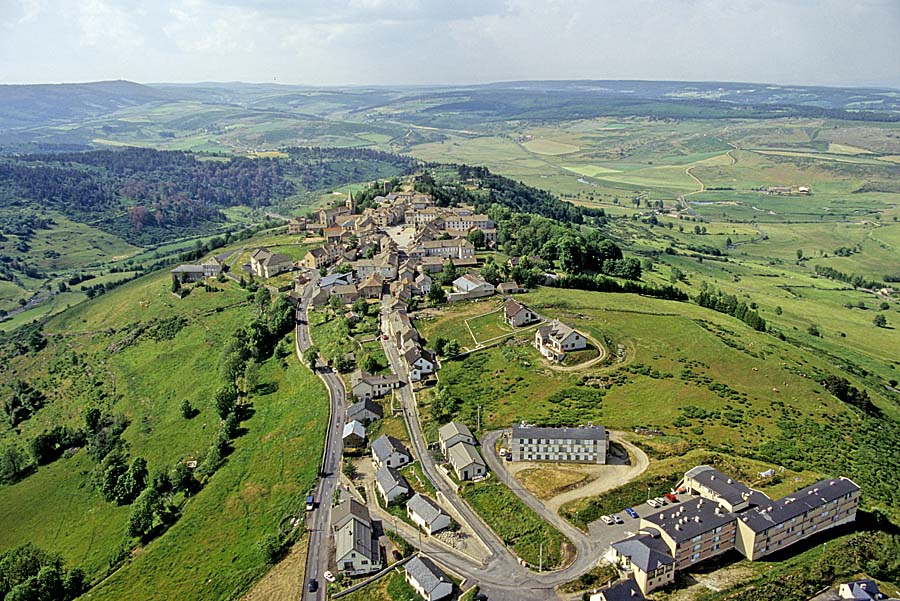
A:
[
  {"xmin": 694, "ymin": 516, "xmax": 701, "ymax": 523},
  {"xmin": 727, "ymin": 478, "xmax": 733, "ymax": 484},
  {"xmin": 710, "ymin": 475, "xmax": 715, "ymax": 480}
]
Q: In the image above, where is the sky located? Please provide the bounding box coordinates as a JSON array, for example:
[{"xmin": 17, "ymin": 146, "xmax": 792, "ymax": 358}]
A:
[{"xmin": 1, "ymin": 0, "xmax": 899, "ymax": 88}]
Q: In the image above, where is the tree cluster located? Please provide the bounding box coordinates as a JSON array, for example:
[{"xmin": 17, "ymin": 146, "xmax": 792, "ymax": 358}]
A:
[
  {"xmin": 696, "ymin": 286, "xmax": 767, "ymax": 332},
  {"xmin": 814, "ymin": 265, "xmax": 881, "ymax": 290},
  {"xmin": 549, "ymin": 273, "xmax": 688, "ymax": 302},
  {"xmin": 821, "ymin": 375, "xmax": 878, "ymax": 415},
  {"xmin": 2, "ymin": 381, "xmax": 45, "ymax": 427},
  {"xmin": 0, "ymin": 543, "xmax": 85, "ymax": 601}
]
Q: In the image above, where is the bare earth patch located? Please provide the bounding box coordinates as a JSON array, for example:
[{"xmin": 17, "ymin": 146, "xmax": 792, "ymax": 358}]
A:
[
  {"xmin": 658, "ymin": 564, "xmax": 756, "ymax": 601},
  {"xmin": 241, "ymin": 533, "xmax": 308, "ymax": 601},
  {"xmin": 517, "ymin": 465, "xmax": 592, "ymax": 499}
]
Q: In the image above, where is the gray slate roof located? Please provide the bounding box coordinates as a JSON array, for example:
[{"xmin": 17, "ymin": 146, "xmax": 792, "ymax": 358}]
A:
[
  {"xmin": 319, "ymin": 272, "xmax": 354, "ymax": 288},
  {"xmin": 438, "ymin": 421, "xmax": 474, "ymax": 443},
  {"xmin": 374, "ymin": 466, "xmax": 409, "ymax": 496},
  {"xmin": 371, "ymin": 434, "xmax": 409, "ymax": 463},
  {"xmin": 611, "ymin": 533, "xmax": 674, "ymax": 572},
  {"xmin": 332, "ymin": 499, "xmax": 376, "ymax": 562},
  {"xmin": 405, "ymin": 556, "xmax": 450, "ymax": 596},
  {"xmin": 596, "ymin": 579, "xmax": 645, "ymax": 601},
  {"xmin": 738, "ymin": 477, "xmax": 860, "ymax": 533},
  {"xmin": 171, "ymin": 264, "xmax": 205, "ymax": 273},
  {"xmin": 347, "ymin": 398, "xmax": 384, "ymax": 421},
  {"xmin": 512, "ymin": 424, "xmax": 606, "ymax": 442},
  {"xmin": 642, "ymin": 498, "xmax": 736, "ymax": 543},
  {"xmin": 332, "ymin": 498, "xmax": 371, "ymax": 530},
  {"xmin": 406, "ymin": 493, "xmax": 446, "ymax": 526},
  {"xmin": 685, "ymin": 465, "xmax": 754, "ymax": 506},
  {"xmin": 342, "ymin": 420, "xmax": 366, "ymax": 440},
  {"xmin": 448, "ymin": 442, "xmax": 485, "ymax": 469}
]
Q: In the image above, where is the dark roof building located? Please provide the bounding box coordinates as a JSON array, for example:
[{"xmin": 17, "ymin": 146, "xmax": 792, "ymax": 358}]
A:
[{"xmin": 684, "ymin": 465, "xmax": 758, "ymax": 512}]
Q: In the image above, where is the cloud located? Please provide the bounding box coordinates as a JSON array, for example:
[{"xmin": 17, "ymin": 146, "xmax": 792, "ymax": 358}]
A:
[
  {"xmin": 0, "ymin": 0, "xmax": 898, "ymax": 87},
  {"xmin": 77, "ymin": 0, "xmax": 144, "ymax": 49}
]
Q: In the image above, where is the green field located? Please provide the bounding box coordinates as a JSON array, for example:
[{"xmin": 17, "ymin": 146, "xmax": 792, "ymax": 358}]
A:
[
  {"xmin": 0, "ymin": 263, "xmax": 328, "ymax": 598},
  {"xmin": 460, "ymin": 479, "xmax": 568, "ymax": 569},
  {"xmin": 3, "ymin": 84, "xmax": 900, "ymax": 598}
]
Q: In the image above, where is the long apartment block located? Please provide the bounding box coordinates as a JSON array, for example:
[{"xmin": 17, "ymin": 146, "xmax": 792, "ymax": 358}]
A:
[
  {"xmin": 510, "ymin": 424, "xmax": 608, "ymax": 464},
  {"xmin": 609, "ymin": 465, "xmax": 860, "ymax": 597}
]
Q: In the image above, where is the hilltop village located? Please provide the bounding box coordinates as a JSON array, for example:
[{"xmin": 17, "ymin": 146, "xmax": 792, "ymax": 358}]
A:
[{"xmin": 171, "ymin": 182, "xmax": 874, "ymax": 601}]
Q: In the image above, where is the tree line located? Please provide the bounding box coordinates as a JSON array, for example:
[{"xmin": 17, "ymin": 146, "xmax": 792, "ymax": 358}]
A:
[{"xmin": 696, "ymin": 285, "xmax": 767, "ymax": 332}]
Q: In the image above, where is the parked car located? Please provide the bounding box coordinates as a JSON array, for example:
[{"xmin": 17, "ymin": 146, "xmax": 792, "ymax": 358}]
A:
[
  {"xmin": 611, "ymin": 514, "xmax": 624, "ymax": 524},
  {"xmin": 665, "ymin": 493, "xmax": 679, "ymax": 504},
  {"xmin": 323, "ymin": 571, "xmax": 335, "ymax": 583},
  {"xmin": 505, "ymin": 453, "xmax": 513, "ymax": 461},
  {"xmin": 308, "ymin": 579, "xmax": 318, "ymax": 592},
  {"xmin": 655, "ymin": 496, "xmax": 668, "ymax": 506},
  {"xmin": 600, "ymin": 515, "xmax": 614, "ymax": 525},
  {"xmin": 647, "ymin": 499, "xmax": 659, "ymax": 508},
  {"xmin": 625, "ymin": 507, "xmax": 639, "ymax": 519},
  {"xmin": 393, "ymin": 550, "xmax": 403, "ymax": 561}
]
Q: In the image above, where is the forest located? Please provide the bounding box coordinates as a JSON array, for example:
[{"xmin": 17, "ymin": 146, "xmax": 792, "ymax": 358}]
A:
[{"xmin": 0, "ymin": 147, "xmax": 418, "ymax": 246}]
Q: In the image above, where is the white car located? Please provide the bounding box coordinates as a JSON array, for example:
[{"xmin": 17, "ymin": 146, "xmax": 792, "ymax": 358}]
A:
[
  {"xmin": 600, "ymin": 515, "xmax": 614, "ymax": 525},
  {"xmin": 323, "ymin": 571, "xmax": 335, "ymax": 583},
  {"xmin": 612, "ymin": 514, "xmax": 624, "ymax": 524},
  {"xmin": 655, "ymin": 496, "xmax": 668, "ymax": 506},
  {"xmin": 647, "ymin": 499, "xmax": 659, "ymax": 508}
]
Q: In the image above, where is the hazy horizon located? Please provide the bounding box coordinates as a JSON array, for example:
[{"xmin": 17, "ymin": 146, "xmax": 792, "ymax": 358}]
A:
[
  {"xmin": 2, "ymin": 77, "xmax": 900, "ymax": 92},
  {"xmin": 2, "ymin": 0, "xmax": 899, "ymax": 89}
]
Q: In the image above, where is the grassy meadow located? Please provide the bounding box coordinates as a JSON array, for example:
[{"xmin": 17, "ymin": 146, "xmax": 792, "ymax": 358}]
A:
[{"xmin": 0, "ymin": 262, "xmax": 329, "ymax": 598}]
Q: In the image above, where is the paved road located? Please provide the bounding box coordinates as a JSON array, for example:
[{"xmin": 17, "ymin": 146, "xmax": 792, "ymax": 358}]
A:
[
  {"xmin": 378, "ymin": 298, "xmax": 619, "ymax": 600},
  {"xmin": 297, "ymin": 273, "xmax": 348, "ymax": 601},
  {"xmin": 292, "ymin": 285, "xmax": 655, "ymax": 600}
]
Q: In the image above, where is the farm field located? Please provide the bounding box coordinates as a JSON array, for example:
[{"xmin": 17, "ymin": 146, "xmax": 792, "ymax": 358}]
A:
[{"xmin": 1, "ymin": 80, "xmax": 899, "ymax": 599}]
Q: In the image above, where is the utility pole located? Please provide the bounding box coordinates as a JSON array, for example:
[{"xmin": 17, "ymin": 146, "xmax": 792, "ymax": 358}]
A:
[
  {"xmin": 476, "ymin": 405, "xmax": 481, "ymax": 432},
  {"xmin": 539, "ymin": 542, "xmax": 543, "ymax": 572}
]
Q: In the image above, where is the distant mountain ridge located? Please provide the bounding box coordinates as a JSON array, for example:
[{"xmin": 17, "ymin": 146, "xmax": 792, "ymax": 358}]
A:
[{"xmin": 0, "ymin": 80, "xmax": 178, "ymax": 130}]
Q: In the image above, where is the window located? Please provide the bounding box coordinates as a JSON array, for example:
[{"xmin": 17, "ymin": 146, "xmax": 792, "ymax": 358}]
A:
[
  {"xmin": 691, "ymin": 553, "xmax": 700, "ymax": 562},
  {"xmin": 693, "ymin": 543, "xmax": 701, "ymax": 551},
  {"xmin": 713, "ymin": 526, "xmax": 723, "ymax": 533},
  {"xmin": 713, "ymin": 543, "xmax": 720, "ymax": 551},
  {"xmin": 692, "ymin": 535, "xmax": 702, "ymax": 542}
]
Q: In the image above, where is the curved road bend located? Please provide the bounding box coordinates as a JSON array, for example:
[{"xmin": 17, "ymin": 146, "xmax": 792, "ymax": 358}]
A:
[
  {"xmin": 378, "ymin": 300, "xmax": 611, "ymax": 600},
  {"xmin": 296, "ymin": 273, "xmax": 348, "ymax": 601}
]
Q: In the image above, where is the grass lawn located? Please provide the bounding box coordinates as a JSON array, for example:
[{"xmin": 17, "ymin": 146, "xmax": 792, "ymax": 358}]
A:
[
  {"xmin": 465, "ymin": 309, "xmax": 516, "ymax": 344},
  {"xmin": 340, "ymin": 568, "xmax": 419, "ymax": 601},
  {"xmin": 0, "ymin": 265, "xmax": 329, "ymax": 600},
  {"xmin": 400, "ymin": 462, "xmax": 436, "ymax": 496},
  {"xmin": 461, "ymin": 478, "xmax": 569, "ymax": 569}
]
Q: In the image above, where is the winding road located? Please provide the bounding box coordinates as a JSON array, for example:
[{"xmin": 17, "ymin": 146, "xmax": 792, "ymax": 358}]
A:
[
  {"xmin": 377, "ymin": 298, "xmax": 652, "ymax": 600},
  {"xmin": 293, "ymin": 283, "xmax": 653, "ymax": 600}
]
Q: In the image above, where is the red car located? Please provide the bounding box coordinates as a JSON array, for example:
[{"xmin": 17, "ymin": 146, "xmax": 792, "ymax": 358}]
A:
[{"xmin": 665, "ymin": 493, "xmax": 678, "ymax": 504}]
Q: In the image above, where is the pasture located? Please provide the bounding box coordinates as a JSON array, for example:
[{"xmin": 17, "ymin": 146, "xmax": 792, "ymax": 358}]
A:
[{"xmin": 0, "ymin": 259, "xmax": 328, "ymax": 599}]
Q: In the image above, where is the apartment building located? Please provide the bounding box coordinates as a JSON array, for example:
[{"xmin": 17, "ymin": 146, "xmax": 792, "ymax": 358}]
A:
[
  {"xmin": 510, "ymin": 424, "xmax": 608, "ymax": 464},
  {"xmin": 639, "ymin": 498, "xmax": 737, "ymax": 569},
  {"xmin": 684, "ymin": 465, "xmax": 757, "ymax": 512},
  {"xmin": 609, "ymin": 531, "xmax": 676, "ymax": 594},
  {"xmin": 734, "ymin": 477, "xmax": 860, "ymax": 560}
]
